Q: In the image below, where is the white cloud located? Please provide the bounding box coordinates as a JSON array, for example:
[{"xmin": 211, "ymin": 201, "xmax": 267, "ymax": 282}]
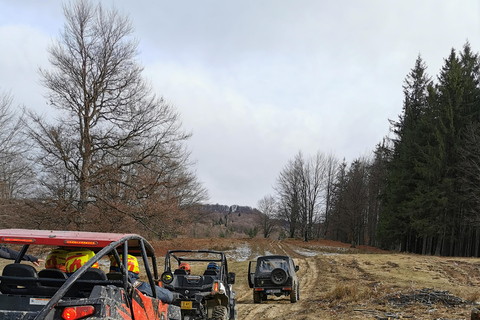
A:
[
  {"xmin": 0, "ymin": 24, "xmax": 51, "ymax": 113},
  {"xmin": 1, "ymin": 0, "xmax": 480, "ymax": 207}
]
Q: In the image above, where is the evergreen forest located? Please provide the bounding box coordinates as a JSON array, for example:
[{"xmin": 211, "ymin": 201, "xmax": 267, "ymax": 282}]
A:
[
  {"xmin": 1, "ymin": 0, "xmax": 479, "ymax": 259},
  {"xmin": 378, "ymin": 42, "xmax": 480, "ymax": 256},
  {"xmin": 268, "ymin": 42, "xmax": 480, "ymax": 257}
]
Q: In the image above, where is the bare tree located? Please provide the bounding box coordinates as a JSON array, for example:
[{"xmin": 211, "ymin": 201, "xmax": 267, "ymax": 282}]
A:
[
  {"xmin": 27, "ymin": 0, "xmax": 207, "ymax": 231},
  {"xmin": 319, "ymin": 153, "xmax": 339, "ymax": 238},
  {"xmin": 257, "ymin": 195, "xmax": 277, "ymax": 238},
  {"xmin": 275, "ymin": 153, "xmax": 303, "ymax": 238},
  {"xmin": 0, "ymin": 90, "xmax": 35, "ymax": 199},
  {"xmin": 275, "ymin": 151, "xmax": 334, "ymax": 241},
  {"xmin": 299, "ymin": 152, "xmax": 329, "ymax": 241}
]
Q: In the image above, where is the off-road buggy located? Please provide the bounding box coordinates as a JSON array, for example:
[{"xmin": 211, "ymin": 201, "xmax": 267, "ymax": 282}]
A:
[
  {"xmin": 248, "ymin": 255, "xmax": 300, "ymax": 303},
  {"xmin": 0, "ymin": 228, "xmax": 181, "ymax": 320},
  {"xmin": 160, "ymin": 250, "xmax": 237, "ymax": 320}
]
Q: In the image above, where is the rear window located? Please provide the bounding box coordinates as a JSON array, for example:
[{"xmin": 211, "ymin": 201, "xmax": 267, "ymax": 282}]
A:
[{"xmin": 257, "ymin": 259, "xmax": 288, "ymax": 272}]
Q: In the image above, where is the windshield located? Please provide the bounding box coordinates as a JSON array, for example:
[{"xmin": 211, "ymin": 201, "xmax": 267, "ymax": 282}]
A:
[{"xmin": 257, "ymin": 259, "xmax": 288, "ymax": 272}]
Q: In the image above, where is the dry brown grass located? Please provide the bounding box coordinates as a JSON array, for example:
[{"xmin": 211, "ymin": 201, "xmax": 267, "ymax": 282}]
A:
[
  {"xmin": 2, "ymin": 237, "xmax": 480, "ymax": 319},
  {"xmin": 324, "ymin": 283, "xmax": 375, "ymax": 304}
]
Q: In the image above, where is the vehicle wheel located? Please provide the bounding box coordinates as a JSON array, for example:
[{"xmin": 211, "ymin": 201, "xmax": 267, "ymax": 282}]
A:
[
  {"xmin": 297, "ymin": 283, "xmax": 300, "ymax": 301},
  {"xmin": 270, "ymin": 268, "xmax": 287, "ymax": 285},
  {"xmin": 253, "ymin": 291, "xmax": 262, "ymax": 304},
  {"xmin": 231, "ymin": 307, "xmax": 238, "ymax": 320},
  {"xmin": 212, "ymin": 305, "xmax": 228, "ymax": 320},
  {"xmin": 290, "ymin": 282, "xmax": 298, "ymax": 303}
]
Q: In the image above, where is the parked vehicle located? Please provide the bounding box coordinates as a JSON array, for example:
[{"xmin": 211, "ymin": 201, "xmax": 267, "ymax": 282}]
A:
[
  {"xmin": 161, "ymin": 250, "xmax": 237, "ymax": 320},
  {"xmin": 0, "ymin": 228, "xmax": 181, "ymax": 320},
  {"xmin": 248, "ymin": 255, "xmax": 300, "ymax": 303}
]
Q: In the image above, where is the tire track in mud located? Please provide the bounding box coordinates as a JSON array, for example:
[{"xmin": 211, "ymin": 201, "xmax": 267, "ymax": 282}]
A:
[
  {"xmin": 266, "ymin": 239, "xmax": 288, "ymax": 256},
  {"xmin": 299, "ymin": 257, "xmax": 319, "ymax": 294},
  {"xmin": 237, "ymin": 254, "xmax": 320, "ymax": 320},
  {"xmin": 266, "ymin": 239, "xmax": 304, "ymax": 259},
  {"xmin": 235, "ymin": 239, "xmax": 296, "ymax": 305}
]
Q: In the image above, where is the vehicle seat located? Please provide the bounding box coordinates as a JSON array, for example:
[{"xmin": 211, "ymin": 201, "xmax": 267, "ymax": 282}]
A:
[
  {"xmin": 0, "ymin": 264, "xmax": 57, "ymax": 296},
  {"xmin": 79, "ymin": 268, "xmax": 108, "ymax": 282},
  {"xmin": 203, "ymin": 269, "xmax": 219, "ymax": 287},
  {"xmin": 107, "ymin": 272, "xmax": 123, "ymax": 280},
  {"xmin": 67, "ymin": 268, "xmax": 108, "ymax": 297},
  {"xmin": 203, "ymin": 270, "xmax": 219, "ymax": 276},
  {"xmin": 174, "ymin": 269, "xmax": 187, "ymax": 275},
  {"xmin": 38, "ymin": 269, "xmax": 68, "ymax": 287}
]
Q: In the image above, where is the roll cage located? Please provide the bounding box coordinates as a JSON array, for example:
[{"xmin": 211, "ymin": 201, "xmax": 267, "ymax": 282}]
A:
[
  {"xmin": 0, "ymin": 229, "xmax": 163, "ymax": 320},
  {"xmin": 163, "ymin": 250, "xmax": 230, "ymax": 277}
]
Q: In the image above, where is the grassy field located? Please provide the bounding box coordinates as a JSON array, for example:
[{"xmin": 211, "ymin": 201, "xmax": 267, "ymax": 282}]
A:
[{"xmin": 2, "ymin": 237, "xmax": 480, "ymax": 319}]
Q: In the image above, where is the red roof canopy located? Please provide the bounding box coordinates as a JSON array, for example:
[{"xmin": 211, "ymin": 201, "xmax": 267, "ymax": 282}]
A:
[{"xmin": 0, "ymin": 229, "xmax": 136, "ymax": 248}]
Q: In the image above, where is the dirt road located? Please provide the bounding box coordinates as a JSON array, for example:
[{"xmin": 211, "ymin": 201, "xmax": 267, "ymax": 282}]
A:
[
  {"xmin": 231, "ymin": 239, "xmax": 480, "ymax": 319},
  {"xmin": 236, "ymin": 240, "xmax": 326, "ymax": 320},
  {"xmin": 3, "ymin": 237, "xmax": 478, "ymax": 319},
  {"xmin": 238, "ymin": 256, "xmax": 322, "ymax": 320}
]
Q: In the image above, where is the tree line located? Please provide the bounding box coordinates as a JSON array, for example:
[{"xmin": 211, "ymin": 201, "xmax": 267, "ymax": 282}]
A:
[
  {"xmin": 258, "ymin": 42, "xmax": 480, "ymax": 257},
  {"xmin": 0, "ymin": 0, "xmax": 208, "ymax": 238},
  {"xmin": 3, "ymin": 1, "xmax": 480, "ymax": 256}
]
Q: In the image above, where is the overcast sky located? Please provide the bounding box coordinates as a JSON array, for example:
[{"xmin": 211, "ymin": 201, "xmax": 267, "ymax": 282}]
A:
[{"xmin": 1, "ymin": 1, "xmax": 480, "ymax": 208}]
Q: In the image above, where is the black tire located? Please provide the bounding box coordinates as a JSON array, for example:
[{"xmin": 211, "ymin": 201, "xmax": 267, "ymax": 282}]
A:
[
  {"xmin": 212, "ymin": 305, "xmax": 228, "ymax": 320},
  {"xmin": 253, "ymin": 291, "xmax": 262, "ymax": 304},
  {"xmin": 290, "ymin": 283, "xmax": 298, "ymax": 303},
  {"xmin": 230, "ymin": 307, "xmax": 237, "ymax": 320},
  {"xmin": 229, "ymin": 297, "xmax": 237, "ymax": 320},
  {"xmin": 270, "ymin": 268, "xmax": 287, "ymax": 285},
  {"xmin": 297, "ymin": 283, "xmax": 300, "ymax": 301}
]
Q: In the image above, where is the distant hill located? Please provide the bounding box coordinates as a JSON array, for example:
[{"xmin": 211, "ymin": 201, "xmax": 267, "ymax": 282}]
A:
[
  {"xmin": 188, "ymin": 204, "xmax": 261, "ymax": 238},
  {"xmin": 199, "ymin": 204, "xmax": 256, "ymax": 215}
]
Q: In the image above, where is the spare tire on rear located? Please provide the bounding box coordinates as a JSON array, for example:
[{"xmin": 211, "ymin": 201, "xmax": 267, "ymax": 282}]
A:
[{"xmin": 270, "ymin": 268, "xmax": 287, "ymax": 285}]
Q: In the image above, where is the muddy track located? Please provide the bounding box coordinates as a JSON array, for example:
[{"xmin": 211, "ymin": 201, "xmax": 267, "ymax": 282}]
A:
[
  {"xmin": 152, "ymin": 237, "xmax": 480, "ymax": 319},
  {"xmin": 265, "ymin": 239, "xmax": 305, "ymax": 259},
  {"xmin": 237, "ymin": 254, "xmax": 319, "ymax": 320}
]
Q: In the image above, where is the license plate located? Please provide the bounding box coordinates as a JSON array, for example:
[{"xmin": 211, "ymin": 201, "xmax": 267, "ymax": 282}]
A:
[
  {"xmin": 181, "ymin": 301, "xmax": 192, "ymax": 309},
  {"xmin": 266, "ymin": 289, "xmax": 281, "ymax": 294}
]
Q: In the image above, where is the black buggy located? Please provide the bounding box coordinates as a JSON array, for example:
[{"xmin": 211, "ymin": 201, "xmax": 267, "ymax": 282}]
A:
[
  {"xmin": 248, "ymin": 255, "xmax": 300, "ymax": 303},
  {"xmin": 161, "ymin": 250, "xmax": 237, "ymax": 320}
]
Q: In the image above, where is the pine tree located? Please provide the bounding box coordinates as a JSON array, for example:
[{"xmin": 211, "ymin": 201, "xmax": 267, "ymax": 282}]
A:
[
  {"xmin": 378, "ymin": 55, "xmax": 432, "ymax": 251},
  {"xmin": 427, "ymin": 47, "xmax": 469, "ymax": 255},
  {"xmin": 396, "ymin": 43, "xmax": 480, "ymax": 256}
]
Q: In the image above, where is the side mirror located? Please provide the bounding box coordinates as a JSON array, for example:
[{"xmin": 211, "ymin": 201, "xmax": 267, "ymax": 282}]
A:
[
  {"xmin": 161, "ymin": 271, "xmax": 174, "ymax": 285},
  {"xmin": 295, "ymin": 265, "xmax": 299, "ymax": 272},
  {"xmin": 227, "ymin": 272, "xmax": 236, "ymax": 284}
]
